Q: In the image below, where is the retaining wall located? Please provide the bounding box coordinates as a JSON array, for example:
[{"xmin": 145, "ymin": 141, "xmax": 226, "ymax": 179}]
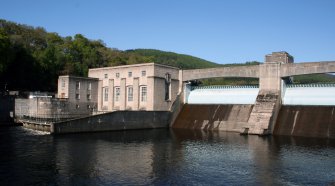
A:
[{"xmin": 51, "ymin": 111, "xmax": 171, "ymax": 134}]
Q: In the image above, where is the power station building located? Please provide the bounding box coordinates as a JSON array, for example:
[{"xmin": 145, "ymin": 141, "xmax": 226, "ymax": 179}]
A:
[{"xmin": 58, "ymin": 63, "xmax": 181, "ymax": 113}]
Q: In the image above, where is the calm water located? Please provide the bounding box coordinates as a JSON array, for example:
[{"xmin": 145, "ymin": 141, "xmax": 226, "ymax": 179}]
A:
[{"xmin": 0, "ymin": 126, "xmax": 335, "ymax": 185}]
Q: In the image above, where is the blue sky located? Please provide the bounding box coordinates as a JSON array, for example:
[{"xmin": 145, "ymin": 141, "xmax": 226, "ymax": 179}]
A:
[{"xmin": 1, "ymin": 0, "xmax": 335, "ymax": 64}]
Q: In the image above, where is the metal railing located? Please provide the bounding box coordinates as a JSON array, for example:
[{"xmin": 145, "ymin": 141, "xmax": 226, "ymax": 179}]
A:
[
  {"xmin": 16, "ymin": 113, "xmax": 92, "ymax": 125},
  {"xmin": 191, "ymin": 85, "xmax": 259, "ymax": 90},
  {"xmin": 286, "ymin": 83, "xmax": 335, "ymax": 88}
]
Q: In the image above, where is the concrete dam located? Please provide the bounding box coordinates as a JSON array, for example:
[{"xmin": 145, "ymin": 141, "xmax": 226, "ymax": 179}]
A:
[{"xmin": 172, "ymin": 84, "xmax": 335, "ymax": 138}]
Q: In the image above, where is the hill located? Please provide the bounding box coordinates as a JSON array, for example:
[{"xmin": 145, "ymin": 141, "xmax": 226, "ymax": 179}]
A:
[{"xmin": 125, "ymin": 49, "xmax": 219, "ymax": 69}]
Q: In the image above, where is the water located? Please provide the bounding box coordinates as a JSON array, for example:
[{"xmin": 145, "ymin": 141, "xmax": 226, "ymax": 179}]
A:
[{"xmin": 1, "ymin": 127, "xmax": 335, "ymax": 185}]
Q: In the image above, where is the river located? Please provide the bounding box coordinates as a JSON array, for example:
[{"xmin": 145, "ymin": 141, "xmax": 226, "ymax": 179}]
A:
[{"xmin": 0, "ymin": 126, "xmax": 334, "ymax": 185}]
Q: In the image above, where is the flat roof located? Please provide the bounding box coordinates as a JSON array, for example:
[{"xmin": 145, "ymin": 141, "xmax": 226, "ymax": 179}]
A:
[
  {"xmin": 58, "ymin": 75, "xmax": 99, "ymax": 81},
  {"xmin": 88, "ymin": 63, "xmax": 180, "ymax": 72}
]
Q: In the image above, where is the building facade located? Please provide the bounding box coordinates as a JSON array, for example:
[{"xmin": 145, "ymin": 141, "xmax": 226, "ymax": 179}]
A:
[
  {"xmin": 57, "ymin": 75, "xmax": 99, "ymax": 113},
  {"xmin": 88, "ymin": 63, "xmax": 180, "ymax": 111}
]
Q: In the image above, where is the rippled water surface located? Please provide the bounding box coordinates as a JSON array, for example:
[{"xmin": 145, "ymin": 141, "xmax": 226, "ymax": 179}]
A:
[{"xmin": 0, "ymin": 126, "xmax": 335, "ymax": 185}]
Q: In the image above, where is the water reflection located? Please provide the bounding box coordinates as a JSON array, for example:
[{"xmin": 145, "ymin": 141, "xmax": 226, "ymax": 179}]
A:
[{"xmin": 0, "ymin": 127, "xmax": 334, "ymax": 185}]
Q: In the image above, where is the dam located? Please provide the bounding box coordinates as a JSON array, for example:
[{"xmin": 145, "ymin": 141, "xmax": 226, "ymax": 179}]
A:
[
  {"xmin": 173, "ymin": 83, "xmax": 335, "ymax": 138},
  {"xmin": 15, "ymin": 51, "xmax": 335, "ymax": 138},
  {"xmin": 172, "ymin": 51, "xmax": 335, "ymax": 138}
]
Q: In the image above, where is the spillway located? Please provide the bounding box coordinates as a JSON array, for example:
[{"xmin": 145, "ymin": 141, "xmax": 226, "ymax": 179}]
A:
[
  {"xmin": 274, "ymin": 106, "xmax": 335, "ymax": 138},
  {"xmin": 172, "ymin": 104, "xmax": 253, "ymax": 132},
  {"xmin": 174, "ymin": 84, "xmax": 335, "ymax": 138}
]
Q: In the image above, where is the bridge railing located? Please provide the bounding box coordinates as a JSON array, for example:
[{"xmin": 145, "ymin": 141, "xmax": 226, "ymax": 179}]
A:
[
  {"xmin": 286, "ymin": 83, "xmax": 335, "ymax": 88},
  {"xmin": 191, "ymin": 85, "xmax": 259, "ymax": 90}
]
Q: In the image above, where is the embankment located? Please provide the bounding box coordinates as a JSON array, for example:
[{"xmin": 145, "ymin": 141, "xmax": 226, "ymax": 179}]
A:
[
  {"xmin": 51, "ymin": 111, "xmax": 170, "ymax": 134},
  {"xmin": 274, "ymin": 106, "xmax": 335, "ymax": 138},
  {"xmin": 172, "ymin": 104, "xmax": 253, "ymax": 132}
]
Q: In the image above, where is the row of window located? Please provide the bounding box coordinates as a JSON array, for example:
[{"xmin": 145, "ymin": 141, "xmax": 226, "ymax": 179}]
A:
[
  {"xmin": 104, "ymin": 71, "xmax": 146, "ymax": 79},
  {"xmin": 71, "ymin": 81, "xmax": 91, "ymax": 90},
  {"xmin": 103, "ymin": 86, "xmax": 147, "ymax": 102},
  {"xmin": 75, "ymin": 93, "xmax": 91, "ymax": 100}
]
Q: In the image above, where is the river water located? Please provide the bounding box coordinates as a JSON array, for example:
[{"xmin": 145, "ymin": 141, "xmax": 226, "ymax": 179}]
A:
[{"xmin": 0, "ymin": 126, "xmax": 334, "ymax": 185}]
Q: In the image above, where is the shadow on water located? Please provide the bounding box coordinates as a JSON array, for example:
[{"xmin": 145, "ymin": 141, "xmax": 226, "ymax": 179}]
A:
[{"xmin": 1, "ymin": 126, "xmax": 335, "ymax": 185}]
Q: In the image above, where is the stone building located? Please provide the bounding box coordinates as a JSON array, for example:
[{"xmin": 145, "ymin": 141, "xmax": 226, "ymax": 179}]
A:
[{"xmin": 88, "ymin": 63, "xmax": 180, "ymax": 111}]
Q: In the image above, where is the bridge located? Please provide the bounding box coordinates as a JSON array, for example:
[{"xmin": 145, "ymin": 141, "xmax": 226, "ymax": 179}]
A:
[{"xmin": 176, "ymin": 52, "xmax": 335, "ymax": 136}]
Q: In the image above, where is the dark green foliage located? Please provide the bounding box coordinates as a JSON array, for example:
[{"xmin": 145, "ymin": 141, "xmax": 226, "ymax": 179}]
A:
[
  {"xmin": 292, "ymin": 74, "xmax": 335, "ymax": 84},
  {"xmin": 125, "ymin": 49, "xmax": 219, "ymax": 69}
]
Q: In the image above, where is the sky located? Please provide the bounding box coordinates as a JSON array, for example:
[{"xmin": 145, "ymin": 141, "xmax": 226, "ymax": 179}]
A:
[{"xmin": 1, "ymin": 0, "xmax": 335, "ymax": 64}]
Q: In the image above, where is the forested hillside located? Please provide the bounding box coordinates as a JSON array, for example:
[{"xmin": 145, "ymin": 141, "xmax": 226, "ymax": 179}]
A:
[
  {"xmin": 0, "ymin": 19, "xmax": 221, "ymax": 91},
  {"xmin": 0, "ymin": 19, "xmax": 334, "ymax": 91}
]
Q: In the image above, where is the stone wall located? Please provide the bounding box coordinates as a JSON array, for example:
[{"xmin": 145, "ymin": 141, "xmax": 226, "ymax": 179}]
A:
[{"xmin": 51, "ymin": 111, "xmax": 171, "ymax": 134}]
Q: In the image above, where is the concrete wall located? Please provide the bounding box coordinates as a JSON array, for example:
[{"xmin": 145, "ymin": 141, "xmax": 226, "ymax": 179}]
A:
[
  {"xmin": 283, "ymin": 86, "xmax": 335, "ymax": 105},
  {"xmin": 186, "ymin": 86, "xmax": 259, "ymax": 104},
  {"xmin": 274, "ymin": 106, "xmax": 335, "ymax": 138},
  {"xmin": 0, "ymin": 95, "xmax": 15, "ymax": 124},
  {"xmin": 182, "ymin": 65, "xmax": 259, "ymax": 81},
  {"xmin": 172, "ymin": 104, "xmax": 253, "ymax": 132},
  {"xmin": 15, "ymin": 97, "xmax": 94, "ymax": 121},
  {"xmin": 281, "ymin": 61, "xmax": 335, "ymax": 77},
  {"xmin": 51, "ymin": 111, "xmax": 171, "ymax": 134}
]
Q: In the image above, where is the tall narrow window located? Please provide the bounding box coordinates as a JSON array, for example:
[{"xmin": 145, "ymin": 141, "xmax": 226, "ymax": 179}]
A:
[
  {"xmin": 87, "ymin": 83, "xmax": 91, "ymax": 90},
  {"xmin": 116, "ymin": 73, "xmax": 120, "ymax": 78},
  {"xmin": 104, "ymin": 74, "xmax": 108, "ymax": 79},
  {"xmin": 62, "ymin": 79, "xmax": 66, "ymax": 87},
  {"xmin": 76, "ymin": 81, "xmax": 80, "ymax": 90},
  {"xmin": 128, "ymin": 86, "xmax": 133, "ymax": 102},
  {"xmin": 115, "ymin": 87, "xmax": 120, "ymax": 102},
  {"xmin": 141, "ymin": 86, "xmax": 147, "ymax": 102},
  {"xmin": 165, "ymin": 73, "xmax": 171, "ymax": 101},
  {"xmin": 141, "ymin": 70, "xmax": 146, "ymax": 77},
  {"xmin": 104, "ymin": 87, "xmax": 109, "ymax": 102},
  {"xmin": 128, "ymin": 72, "xmax": 132, "ymax": 77},
  {"xmin": 75, "ymin": 93, "xmax": 80, "ymax": 100}
]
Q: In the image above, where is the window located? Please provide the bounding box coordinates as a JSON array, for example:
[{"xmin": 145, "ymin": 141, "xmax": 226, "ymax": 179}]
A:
[
  {"xmin": 104, "ymin": 87, "xmax": 109, "ymax": 102},
  {"xmin": 87, "ymin": 83, "xmax": 91, "ymax": 90},
  {"xmin": 165, "ymin": 73, "xmax": 171, "ymax": 101},
  {"xmin": 141, "ymin": 86, "xmax": 147, "ymax": 102},
  {"xmin": 127, "ymin": 86, "xmax": 133, "ymax": 102},
  {"xmin": 115, "ymin": 87, "xmax": 120, "ymax": 102},
  {"xmin": 76, "ymin": 81, "xmax": 80, "ymax": 90},
  {"xmin": 104, "ymin": 74, "xmax": 108, "ymax": 79},
  {"xmin": 76, "ymin": 93, "xmax": 80, "ymax": 100},
  {"xmin": 61, "ymin": 79, "xmax": 66, "ymax": 87},
  {"xmin": 116, "ymin": 73, "xmax": 120, "ymax": 78},
  {"xmin": 128, "ymin": 72, "xmax": 132, "ymax": 77},
  {"xmin": 87, "ymin": 94, "xmax": 91, "ymax": 100},
  {"xmin": 141, "ymin": 70, "xmax": 146, "ymax": 77},
  {"xmin": 76, "ymin": 104, "xmax": 80, "ymax": 109}
]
